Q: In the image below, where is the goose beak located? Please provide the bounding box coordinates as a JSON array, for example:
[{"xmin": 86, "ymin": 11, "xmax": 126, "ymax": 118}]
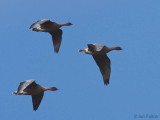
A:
[
  {"xmin": 32, "ymin": 28, "xmax": 38, "ymax": 31},
  {"xmin": 12, "ymin": 91, "xmax": 17, "ymax": 95},
  {"xmin": 79, "ymin": 49, "xmax": 86, "ymax": 52}
]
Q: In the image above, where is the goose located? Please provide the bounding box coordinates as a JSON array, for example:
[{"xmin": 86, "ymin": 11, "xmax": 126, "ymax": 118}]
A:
[
  {"xmin": 30, "ymin": 19, "xmax": 72, "ymax": 53},
  {"xmin": 13, "ymin": 79, "xmax": 59, "ymax": 111},
  {"xmin": 79, "ymin": 43, "xmax": 122, "ymax": 85}
]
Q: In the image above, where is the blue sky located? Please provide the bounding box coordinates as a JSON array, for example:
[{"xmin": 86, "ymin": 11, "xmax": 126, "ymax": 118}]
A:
[{"xmin": 1, "ymin": 0, "xmax": 160, "ymax": 119}]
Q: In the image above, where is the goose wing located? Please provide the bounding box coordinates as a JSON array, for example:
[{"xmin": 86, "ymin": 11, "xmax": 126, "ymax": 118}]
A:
[
  {"xmin": 88, "ymin": 43, "xmax": 105, "ymax": 53},
  {"xmin": 29, "ymin": 19, "xmax": 51, "ymax": 29},
  {"xmin": 92, "ymin": 55, "xmax": 111, "ymax": 85},
  {"xmin": 49, "ymin": 29, "xmax": 63, "ymax": 53},
  {"xmin": 32, "ymin": 92, "xmax": 44, "ymax": 111},
  {"xmin": 17, "ymin": 79, "xmax": 37, "ymax": 94}
]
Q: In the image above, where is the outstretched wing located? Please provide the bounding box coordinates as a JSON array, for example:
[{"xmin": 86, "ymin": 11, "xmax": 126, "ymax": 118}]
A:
[
  {"xmin": 17, "ymin": 79, "xmax": 36, "ymax": 94},
  {"xmin": 49, "ymin": 29, "xmax": 63, "ymax": 53},
  {"xmin": 88, "ymin": 43, "xmax": 104, "ymax": 53},
  {"xmin": 29, "ymin": 19, "xmax": 50, "ymax": 29},
  {"xmin": 32, "ymin": 92, "xmax": 44, "ymax": 111},
  {"xmin": 92, "ymin": 55, "xmax": 111, "ymax": 85}
]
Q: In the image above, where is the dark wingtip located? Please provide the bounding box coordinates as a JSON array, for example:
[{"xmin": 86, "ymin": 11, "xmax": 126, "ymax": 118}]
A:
[
  {"xmin": 33, "ymin": 108, "xmax": 37, "ymax": 111},
  {"xmin": 104, "ymin": 83, "xmax": 109, "ymax": 86},
  {"xmin": 87, "ymin": 44, "xmax": 92, "ymax": 47},
  {"xmin": 33, "ymin": 106, "xmax": 38, "ymax": 111},
  {"xmin": 104, "ymin": 79, "xmax": 109, "ymax": 86},
  {"xmin": 29, "ymin": 24, "xmax": 34, "ymax": 29},
  {"xmin": 54, "ymin": 50, "xmax": 59, "ymax": 53}
]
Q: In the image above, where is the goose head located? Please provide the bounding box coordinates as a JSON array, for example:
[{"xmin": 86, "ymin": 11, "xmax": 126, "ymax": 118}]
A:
[{"xmin": 79, "ymin": 48, "xmax": 92, "ymax": 54}]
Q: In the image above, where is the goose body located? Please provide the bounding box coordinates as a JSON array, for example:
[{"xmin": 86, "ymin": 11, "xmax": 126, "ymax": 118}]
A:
[
  {"xmin": 30, "ymin": 19, "xmax": 72, "ymax": 53},
  {"xmin": 13, "ymin": 79, "xmax": 58, "ymax": 111},
  {"xmin": 79, "ymin": 43, "xmax": 122, "ymax": 85}
]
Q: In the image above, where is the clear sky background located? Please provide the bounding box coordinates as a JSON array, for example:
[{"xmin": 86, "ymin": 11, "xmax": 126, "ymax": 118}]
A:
[{"xmin": 1, "ymin": 0, "xmax": 160, "ymax": 120}]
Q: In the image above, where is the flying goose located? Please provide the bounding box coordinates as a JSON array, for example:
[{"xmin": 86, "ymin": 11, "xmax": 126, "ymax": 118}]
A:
[
  {"xmin": 30, "ymin": 19, "xmax": 72, "ymax": 53},
  {"xmin": 79, "ymin": 43, "xmax": 122, "ymax": 85},
  {"xmin": 13, "ymin": 79, "xmax": 59, "ymax": 111}
]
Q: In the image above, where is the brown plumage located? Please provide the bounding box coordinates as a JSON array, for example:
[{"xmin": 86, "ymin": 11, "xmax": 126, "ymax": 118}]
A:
[
  {"xmin": 13, "ymin": 79, "xmax": 59, "ymax": 111},
  {"xmin": 30, "ymin": 19, "xmax": 72, "ymax": 53},
  {"xmin": 79, "ymin": 43, "xmax": 122, "ymax": 85}
]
